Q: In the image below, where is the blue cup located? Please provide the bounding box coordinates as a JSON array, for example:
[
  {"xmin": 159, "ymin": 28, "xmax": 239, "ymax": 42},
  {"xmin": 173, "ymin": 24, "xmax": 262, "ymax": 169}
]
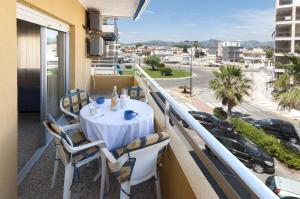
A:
[
  {"xmin": 124, "ymin": 110, "xmax": 138, "ymax": 120},
  {"xmin": 96, "ymin": 97, "xmax": 105, "ymax": 104}
]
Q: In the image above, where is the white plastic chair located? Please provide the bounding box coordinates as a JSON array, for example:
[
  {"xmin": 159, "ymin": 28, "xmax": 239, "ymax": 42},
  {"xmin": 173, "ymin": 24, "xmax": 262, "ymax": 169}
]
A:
[
  {"xmin": 100, "ymin": 136, "xmax": 170, "ymax": 199},
  {"xmin": 44, "ymin": 119, "xmax": 104, "ymax": 199},
  {"xmin": 60, "ymin": 89, "xmax": 94, "ymax": 123}
]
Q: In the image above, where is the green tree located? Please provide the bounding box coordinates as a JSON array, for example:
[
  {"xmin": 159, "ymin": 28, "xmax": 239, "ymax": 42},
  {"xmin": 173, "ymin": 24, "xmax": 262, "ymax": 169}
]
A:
[
  {"xmin": 144, "ymin": 55, "xmax": 161, "ymax": 70},
  {"xmin": 209, "ymin": 65, "xmax": 251, "ymax": 116},
  {"xmin": 272, "ymin": 55, "xmax": 300, "ymax": 110},
  {"xmin": 265, "ymin": 48, "xmax": 274, "ymax": 59},
  {"xmin": 183, "ymin": 45, "xmax": 188, "ymax": 53}
]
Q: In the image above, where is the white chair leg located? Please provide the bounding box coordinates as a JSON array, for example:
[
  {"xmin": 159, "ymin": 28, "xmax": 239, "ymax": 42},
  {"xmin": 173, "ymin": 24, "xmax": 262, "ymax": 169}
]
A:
[
  {"xmin": 120, "ymin": 182, "xmax": 131, "ymax": 199},
  {"xmin": 51, "ymin": 159, "xmax": 59, "ymax": 188},
  {"xmin": 63, "ymin": 164, "xmax": 74, "ymax": 199},
  {"xmin": 155, "ymin": 172, "xmax": 162, "ymax": 199},
  {"xmin": 100, "ymin": 155, "xmax": 106, "ymax": 199}
]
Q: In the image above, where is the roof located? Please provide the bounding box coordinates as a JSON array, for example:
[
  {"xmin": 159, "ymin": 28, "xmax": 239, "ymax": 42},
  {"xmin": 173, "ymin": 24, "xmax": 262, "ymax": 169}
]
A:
[{"xmin": 79, "ymin": 0, "xmax": 150, "ymax": 20}]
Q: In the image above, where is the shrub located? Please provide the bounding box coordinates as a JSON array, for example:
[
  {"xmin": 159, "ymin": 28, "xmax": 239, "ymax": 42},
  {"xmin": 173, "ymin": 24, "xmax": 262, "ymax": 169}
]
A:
[
  {"xmin": 213, "ymin": 107, "xmax": 228, "ymax": 120},
  {"xmin": 157, "ymin": 63, "xmax": 165, "ymax": 68},
  {"xmin": 125, "ymin": 65, "xmax": 132, "ymax": 69},
  {"xmin": 160, "ymin": 67, "xmax": 173, "ymax": 76},
  {"xmin": 231, "ymin": 118, "xmax": 300, "ymax": 170}
]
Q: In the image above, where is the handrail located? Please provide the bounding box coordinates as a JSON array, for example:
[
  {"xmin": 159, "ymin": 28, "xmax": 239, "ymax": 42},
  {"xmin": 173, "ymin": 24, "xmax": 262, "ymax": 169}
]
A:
[{"xmin": 134, "ymin": 64, "xmax": 278, "ymax": 199}]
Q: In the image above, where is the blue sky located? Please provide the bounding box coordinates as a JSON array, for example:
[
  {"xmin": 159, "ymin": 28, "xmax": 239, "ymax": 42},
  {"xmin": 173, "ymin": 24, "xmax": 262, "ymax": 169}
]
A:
[{"xmin": 118, "ymin": 0, "xmax": 275, "ymax": 43}]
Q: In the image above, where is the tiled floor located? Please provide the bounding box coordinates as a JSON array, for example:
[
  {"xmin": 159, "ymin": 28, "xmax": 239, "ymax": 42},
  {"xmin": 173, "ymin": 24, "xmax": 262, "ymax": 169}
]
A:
[
  {"xmin": 18, "ymin": 142, "xmax": 157, "ymax": 199},
  {"xmin": 18, "ymin": 112, "xmax": 42, "ymax": 172}
]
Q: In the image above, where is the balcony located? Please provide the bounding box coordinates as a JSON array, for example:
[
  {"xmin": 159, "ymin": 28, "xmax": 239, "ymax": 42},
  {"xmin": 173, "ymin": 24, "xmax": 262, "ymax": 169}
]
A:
[
  {"xmin": 276, "ymin": 24, "xmax": 292, "ymax": 38},
  {"xmin": 279, "ymin": 0, "xmax": 293, "ymax": 6},
  {"xmin": 18, "ymin": 65, "xmax": 277, "ymax": 199},
  {"xmin": 101, "ymin": 19, "xmax": 118, "ymax": 41},
  {"xmin": 276, "ymin": 7, "xmax": 293, "ymax": 22}
]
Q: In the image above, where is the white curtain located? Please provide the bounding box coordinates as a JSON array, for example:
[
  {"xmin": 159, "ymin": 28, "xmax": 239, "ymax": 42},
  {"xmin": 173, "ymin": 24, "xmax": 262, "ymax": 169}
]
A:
[{"xmin": 17, "ymin": 19, "xmax": 40, "ymax": 87}]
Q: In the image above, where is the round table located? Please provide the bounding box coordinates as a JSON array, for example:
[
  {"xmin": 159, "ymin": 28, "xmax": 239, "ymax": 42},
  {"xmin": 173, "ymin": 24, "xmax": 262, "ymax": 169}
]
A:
[{"xmin": 80, "ymin": 99, "xmax": 154, "ymax": 150}]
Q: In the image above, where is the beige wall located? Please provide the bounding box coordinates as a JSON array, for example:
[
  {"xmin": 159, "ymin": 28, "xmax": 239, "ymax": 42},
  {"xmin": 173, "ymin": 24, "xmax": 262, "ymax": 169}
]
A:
[
  {"xmin": 0, "ymin": 0, "xmax": 87, "ymax": 197},
  {"xmin": 0, "ymin": 1, "xmax": 17, "ymax": 198}
]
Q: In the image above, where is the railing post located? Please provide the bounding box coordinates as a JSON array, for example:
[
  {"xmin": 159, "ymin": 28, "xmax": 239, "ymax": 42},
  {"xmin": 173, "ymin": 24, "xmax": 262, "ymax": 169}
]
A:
[
  {"xmin": 145, "ymin": 80, "xmax": 150, "ymax": 104},
  {"xmin": 164, "ymin": 101, "xmax": 170, "ymax": 130}
]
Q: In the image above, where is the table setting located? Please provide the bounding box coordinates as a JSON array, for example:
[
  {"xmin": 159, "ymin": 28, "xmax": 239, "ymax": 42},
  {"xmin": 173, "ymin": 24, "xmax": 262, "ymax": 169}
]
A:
[{"xmin": 80, "ymin": 86, "xmax": 154, "ymax": 150}]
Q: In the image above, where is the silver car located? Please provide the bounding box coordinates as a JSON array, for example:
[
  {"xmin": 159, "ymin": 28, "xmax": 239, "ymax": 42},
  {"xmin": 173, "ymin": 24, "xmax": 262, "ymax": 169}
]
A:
[{"xmin": 266, "ymin": 176, "xmax": 300, "ymax": 199}]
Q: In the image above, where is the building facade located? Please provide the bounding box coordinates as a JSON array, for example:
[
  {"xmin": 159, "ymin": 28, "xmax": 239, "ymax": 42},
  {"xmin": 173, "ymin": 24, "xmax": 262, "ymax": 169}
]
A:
[
  {"xmin": 217, "ymin": 41, "xmax": 242, "ymax": 63},
  {"xmin": 275, "ymin": 0, "xmax": 300, "ymax": 65}
]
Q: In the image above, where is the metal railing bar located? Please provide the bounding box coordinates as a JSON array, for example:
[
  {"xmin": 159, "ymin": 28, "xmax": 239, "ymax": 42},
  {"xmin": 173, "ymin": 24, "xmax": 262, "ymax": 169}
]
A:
[{"xmin": 134, "ymin": 64, "xmax": 277, "ymax": 199}]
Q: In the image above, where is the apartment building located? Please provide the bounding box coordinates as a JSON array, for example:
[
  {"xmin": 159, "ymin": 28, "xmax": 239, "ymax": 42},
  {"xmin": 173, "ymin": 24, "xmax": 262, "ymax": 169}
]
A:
[
  {"xmin": 217, "ymin": 41, "xmax": 242, "ymax": 63},
  {"xmin": 275, "ymin": 0, "xmax": 300, "ymax": 65}
]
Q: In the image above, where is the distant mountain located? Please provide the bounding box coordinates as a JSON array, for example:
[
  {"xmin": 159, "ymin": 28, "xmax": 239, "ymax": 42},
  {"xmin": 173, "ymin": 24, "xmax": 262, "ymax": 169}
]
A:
[{"xmin": 127, "ymin": 39, "xmax": 274, "ymax": 54}]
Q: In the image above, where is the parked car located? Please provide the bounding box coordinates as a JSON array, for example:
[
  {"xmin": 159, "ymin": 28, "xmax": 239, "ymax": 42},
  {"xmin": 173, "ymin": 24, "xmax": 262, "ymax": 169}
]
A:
[
  {"xmin": 265, "ymin": 175, "xmax": 300, "ymax": 199},
  {"xmin": 285, "ymin": 142, "xmax": 300, "ymax": 154},
  {"xmin": 253, "ymin": 119, "xmax": 300, "ymax": 144},
  {"xmin": 182, "ymin": 111, "xmax": 233, "ymax": 132},
  {"xmin": 206, "ymin": 128, "xmax": 275, "ymax": 174}
]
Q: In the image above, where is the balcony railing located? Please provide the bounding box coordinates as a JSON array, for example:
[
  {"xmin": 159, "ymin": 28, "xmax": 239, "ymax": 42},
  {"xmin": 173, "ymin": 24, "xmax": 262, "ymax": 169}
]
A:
[
  {"xmin": 276, "ymin": 15, "xmax": 292, "ymax": 21},
  {"xmin": 132, "ymin": 64, "xmax": 278, "ymax": 199},
  {"xmin": 275, "ymin": 48, "xmax": 291, "ymax": 53},
  {"xmin": 279, "ymin": 0, "xmax": 293, "ymax": 6},
  {"xmin": 276, "ymin": 31, "xmax": 291, "ymax": 37}
]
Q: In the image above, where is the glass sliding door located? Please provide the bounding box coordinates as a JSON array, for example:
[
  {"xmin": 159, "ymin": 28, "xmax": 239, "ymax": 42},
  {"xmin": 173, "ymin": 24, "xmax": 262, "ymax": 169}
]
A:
[
  {"xmin": 17, "ymin": 19, "xmax": 43, "ymax": 172},
  {"xmin": 46, "ymin": 29, "xmax": 66, "ymax": 119}
]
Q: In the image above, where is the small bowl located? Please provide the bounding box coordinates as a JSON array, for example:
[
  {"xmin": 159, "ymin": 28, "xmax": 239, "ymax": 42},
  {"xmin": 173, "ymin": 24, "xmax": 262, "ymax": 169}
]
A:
[{"xmin": 96, "ymin": 97, "xmax": 105, "ymax": 104}]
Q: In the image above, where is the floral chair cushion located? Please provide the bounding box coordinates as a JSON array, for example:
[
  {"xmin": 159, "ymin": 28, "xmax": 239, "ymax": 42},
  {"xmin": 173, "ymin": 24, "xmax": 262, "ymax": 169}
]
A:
[
  {"xmin": 62, "ymin": 89, "xmax": 90, "ymax": 116},
  {"xmin": 107, "ymin": 132, "xmax": 169, "ymax": 183}
]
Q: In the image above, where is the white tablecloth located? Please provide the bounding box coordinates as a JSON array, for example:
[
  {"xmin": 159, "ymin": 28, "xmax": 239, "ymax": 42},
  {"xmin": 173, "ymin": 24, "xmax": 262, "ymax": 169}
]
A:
[{"xmin": 80, "ymin": 99, "xmax": 154, "ymax": 150}]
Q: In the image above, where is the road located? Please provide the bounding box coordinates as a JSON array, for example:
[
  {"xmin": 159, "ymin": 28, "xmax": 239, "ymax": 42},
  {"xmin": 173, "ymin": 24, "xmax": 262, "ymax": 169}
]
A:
[{"xmin": 153, "ymin": 65, "xmax": 300, "ymax": 183}]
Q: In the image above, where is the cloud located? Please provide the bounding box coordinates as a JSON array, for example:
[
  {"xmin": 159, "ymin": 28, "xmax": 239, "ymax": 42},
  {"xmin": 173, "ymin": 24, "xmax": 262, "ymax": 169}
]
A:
[
  {"xmin": 183, "ymin": 22, "xmax": 198, "ymax": 27},
  {"xmin": 119, "ymin": 7, "xmax": 275, "ymax": 43},
  {"xmin": 213, "ymin": 8, "xmax": 275, "ymax": 41},
  {"xmin": 144, "ymin": 10, "xmax": 155, "ymax": 15}
]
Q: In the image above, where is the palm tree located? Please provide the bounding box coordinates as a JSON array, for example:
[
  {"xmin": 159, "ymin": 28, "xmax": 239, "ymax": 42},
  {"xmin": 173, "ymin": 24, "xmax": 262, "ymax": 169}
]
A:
[
  {"xmin": 272, "ymin": 55, "xmax": 300, "ymax": 110},
  {"xmin": 209, "ymin": 65, "xmax": 251, "ymax": 116}
]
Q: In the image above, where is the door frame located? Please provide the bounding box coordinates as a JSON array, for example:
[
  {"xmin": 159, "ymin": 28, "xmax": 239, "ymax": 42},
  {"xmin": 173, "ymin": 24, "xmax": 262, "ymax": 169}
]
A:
[{"xmin": 17, "ymin": 3, "xmax": 70, "ymax": 184}]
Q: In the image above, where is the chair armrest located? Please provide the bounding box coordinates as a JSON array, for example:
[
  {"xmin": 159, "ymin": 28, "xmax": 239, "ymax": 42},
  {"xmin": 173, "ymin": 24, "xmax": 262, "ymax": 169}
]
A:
[
  {"xmin": 61, "ymin": 123, "xmax": 81, "ymax": 131},
  {"xmin": 60, "ymin": 99, "xmax": 79, "ymax": 120},
  {"xmin": 62, "ymin": 139, "xmax": 105, "ymax": 154},
  {"xmin": 102, "ymin": 148, "xmax": 117, "ymax": 164}
]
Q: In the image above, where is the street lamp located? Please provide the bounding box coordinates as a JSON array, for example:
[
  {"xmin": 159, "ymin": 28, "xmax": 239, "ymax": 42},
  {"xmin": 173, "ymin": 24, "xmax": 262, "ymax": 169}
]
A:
[{"xmin": 185, "ymin": 40, "xmax": 198, "ymax": 97}]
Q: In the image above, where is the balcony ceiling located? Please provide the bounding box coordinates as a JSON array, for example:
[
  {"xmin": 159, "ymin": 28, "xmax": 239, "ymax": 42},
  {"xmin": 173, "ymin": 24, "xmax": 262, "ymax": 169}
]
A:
[{"xmin": 79, "ymin": 0, "xmax": 149, "ymax": 20}]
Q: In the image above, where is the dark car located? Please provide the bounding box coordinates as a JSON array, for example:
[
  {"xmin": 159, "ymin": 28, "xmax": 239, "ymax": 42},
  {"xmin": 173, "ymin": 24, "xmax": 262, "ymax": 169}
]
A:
[
  {"xmin": 253, "ymin": 119, "xmax": 300, "ymax": 144},
  {"xmin": 285, "ymin": 142, "xmax": 300, "ymax": 154},
  {"xmin": 206, "ymin": 128, "xmax": 275, "ymax": 174},
  {"xmin": 182, "ymin": 111, "xmax": 233, "ymax": 132}
]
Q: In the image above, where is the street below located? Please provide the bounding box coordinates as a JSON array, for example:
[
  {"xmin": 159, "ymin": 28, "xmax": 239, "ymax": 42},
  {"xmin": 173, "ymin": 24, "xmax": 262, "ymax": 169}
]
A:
[{"xmin": 153, "ymin": 65, "xmax": 300, "ymax": 185}]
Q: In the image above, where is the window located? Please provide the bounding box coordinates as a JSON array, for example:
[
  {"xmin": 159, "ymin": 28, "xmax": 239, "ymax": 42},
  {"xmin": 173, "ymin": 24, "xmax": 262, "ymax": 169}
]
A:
[
  {"xmin": 219, "ymin": 137, "xmax": 233, "ymax": 148},
  {"xmin": 202, "ymin": 116, "xmax": 213, "ymax": 124},
  {"xmin": 265, "ymin": 177, "xmax": 276, "ymax": 191},
  {"xmin": 281, "ymin": 124, "xmax": 295, "ymax": 135}
]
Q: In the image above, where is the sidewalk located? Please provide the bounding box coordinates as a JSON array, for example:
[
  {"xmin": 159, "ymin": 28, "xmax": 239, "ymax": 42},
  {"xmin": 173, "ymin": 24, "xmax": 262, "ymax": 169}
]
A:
[{"xmin": 246, "ymin": 70, "xmax": 300, "ymax": 121}]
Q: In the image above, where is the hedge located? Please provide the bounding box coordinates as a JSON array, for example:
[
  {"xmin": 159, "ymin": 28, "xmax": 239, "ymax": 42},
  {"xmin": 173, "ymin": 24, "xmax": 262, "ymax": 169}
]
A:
[
  {"xmin": 231, "ymin": 117, "xmax": 300, "ymax": 170},
  {"xmin": 213, "ymin": 107, "xmax": 228, "ymax": 120},
  {"xmin": 160, "ymin": 67, "xmax": 172, "ymax": 76}
]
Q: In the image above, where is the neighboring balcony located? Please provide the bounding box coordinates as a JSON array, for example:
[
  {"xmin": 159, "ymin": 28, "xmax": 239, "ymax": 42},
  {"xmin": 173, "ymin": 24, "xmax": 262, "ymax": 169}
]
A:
[
  {"xmin": 101, "ymin": 21, "xmax": 118, "ymax": 41},
  {"xmin": 276, "ymin": 24, "xmax": 292, "ymax": 38},
  {"xmin": 279, "ymin": 0, "xmax": 293, "ymax": 6},
  {"xmin": 296, "ymin": 24, "xmax": 300, "ymax": 37},
  {"xmin": 276, "ymin": 7, "xmax": 293, "ymax": 22},
  {"xmin": 275, "ymin": 40, "xmax": 291, "ymax": 54}
]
